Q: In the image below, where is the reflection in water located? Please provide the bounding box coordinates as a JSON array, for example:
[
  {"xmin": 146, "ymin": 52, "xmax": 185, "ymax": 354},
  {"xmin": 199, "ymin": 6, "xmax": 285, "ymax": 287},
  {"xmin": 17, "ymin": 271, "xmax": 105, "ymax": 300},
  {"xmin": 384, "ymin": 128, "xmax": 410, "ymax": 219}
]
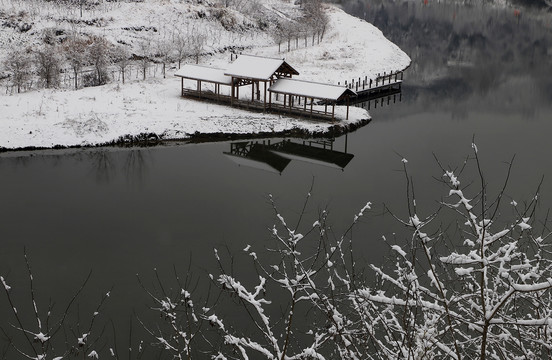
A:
[
  {"xmin": 354, "ymin": 92, "xmax": 403, "ymax": 111},
  {"xmin": 344, "ymin": 0, "xmax": 552, "ymax": 116},
  {"xmin": 124, "ymin": 150, "xmax": 150, "ymax": 187},
  {"xmin": 224, "ymin": 137, "xmax": 354, "ymax": 173},
  {"xmin": 86, "ymin": 148, "xmax": 151, "ymax": 185},
  {"xmin": 88, "ymin": 150, "xmax": 116, "ymax": 183}
]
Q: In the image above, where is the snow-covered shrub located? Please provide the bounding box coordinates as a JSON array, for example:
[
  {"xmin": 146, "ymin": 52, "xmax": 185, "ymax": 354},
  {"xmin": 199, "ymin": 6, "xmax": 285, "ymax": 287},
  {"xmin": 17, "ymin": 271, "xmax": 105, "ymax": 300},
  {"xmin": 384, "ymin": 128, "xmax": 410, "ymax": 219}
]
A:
[
  {"xmin": 207, "ymin": 143, "xmax": 552, "ymax": 359},
  {"xmin": 0, "ymin": 249, "xmax": 111, "ymax": 360}
]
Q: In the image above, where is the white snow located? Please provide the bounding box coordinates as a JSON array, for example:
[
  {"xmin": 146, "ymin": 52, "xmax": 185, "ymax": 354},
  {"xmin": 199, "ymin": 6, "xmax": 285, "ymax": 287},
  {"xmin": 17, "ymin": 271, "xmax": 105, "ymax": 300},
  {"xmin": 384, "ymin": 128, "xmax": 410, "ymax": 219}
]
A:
[
  {"xmin": 224, "ymin": 54, "xmax": 294, "ymax": 80},
  {"xmin": 174, "ymin": 65, "xmax": 233, "ymax": 85},
  {"xmin": 0, "ymin": 1, "xmax": 410, "ymax": 151}
]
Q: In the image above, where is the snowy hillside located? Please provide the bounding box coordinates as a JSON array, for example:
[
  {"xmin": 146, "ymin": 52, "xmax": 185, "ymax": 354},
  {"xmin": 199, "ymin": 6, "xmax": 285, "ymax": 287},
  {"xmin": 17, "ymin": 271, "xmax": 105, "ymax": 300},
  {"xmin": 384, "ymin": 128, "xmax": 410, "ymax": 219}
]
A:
[{"xmin": 0, "ymin": 0, "xmax": 411, "ymax": 150}]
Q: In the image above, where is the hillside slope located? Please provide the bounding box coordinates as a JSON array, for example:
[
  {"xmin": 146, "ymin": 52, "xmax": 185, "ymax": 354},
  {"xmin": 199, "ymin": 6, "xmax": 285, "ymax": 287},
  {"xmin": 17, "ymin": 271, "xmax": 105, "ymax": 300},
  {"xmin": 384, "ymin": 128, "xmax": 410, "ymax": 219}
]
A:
[{"xmin": 0, "ymin": 0, "xmax": 411, "ymax": 150}]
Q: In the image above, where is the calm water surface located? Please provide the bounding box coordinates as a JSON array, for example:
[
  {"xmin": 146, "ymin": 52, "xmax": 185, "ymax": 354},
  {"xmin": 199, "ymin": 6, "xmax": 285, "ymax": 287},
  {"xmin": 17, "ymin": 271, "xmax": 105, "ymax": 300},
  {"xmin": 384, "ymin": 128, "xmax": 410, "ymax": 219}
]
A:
[{"xmin": 1, "ymin": 0, "xmax": 552, "ymax": 356}]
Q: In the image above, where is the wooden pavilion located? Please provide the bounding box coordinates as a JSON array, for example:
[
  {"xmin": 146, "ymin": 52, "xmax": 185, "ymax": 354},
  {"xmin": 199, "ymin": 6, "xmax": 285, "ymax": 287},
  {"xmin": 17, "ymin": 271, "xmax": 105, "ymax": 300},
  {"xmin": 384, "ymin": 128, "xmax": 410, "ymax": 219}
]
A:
[
  {"xmin": 268, "ymin": 78, "xmax": 357, "ymax": 120},
  {"xmin": 174, "ymin": 54, "xmax": 357, "ymax": 121},
  {"xmin": 223, "ymin": 54, "xmax": 299, "ymax": 109}
]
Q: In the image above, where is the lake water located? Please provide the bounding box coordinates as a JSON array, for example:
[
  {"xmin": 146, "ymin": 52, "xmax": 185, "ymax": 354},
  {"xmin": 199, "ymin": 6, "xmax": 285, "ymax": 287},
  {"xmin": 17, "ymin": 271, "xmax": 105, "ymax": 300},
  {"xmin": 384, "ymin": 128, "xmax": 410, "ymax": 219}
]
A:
[{"xmin": 1, "ymin": 1, "xmax": 552, "ymax": 357}]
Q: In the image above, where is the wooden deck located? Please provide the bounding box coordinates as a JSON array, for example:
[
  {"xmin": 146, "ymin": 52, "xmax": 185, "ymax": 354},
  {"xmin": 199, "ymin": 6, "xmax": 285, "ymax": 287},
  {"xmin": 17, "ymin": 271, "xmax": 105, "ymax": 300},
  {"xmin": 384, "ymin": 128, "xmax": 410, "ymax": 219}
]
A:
[{"xmin": 181, "ymin": 88, "xmax": 336, "ymax": 121}]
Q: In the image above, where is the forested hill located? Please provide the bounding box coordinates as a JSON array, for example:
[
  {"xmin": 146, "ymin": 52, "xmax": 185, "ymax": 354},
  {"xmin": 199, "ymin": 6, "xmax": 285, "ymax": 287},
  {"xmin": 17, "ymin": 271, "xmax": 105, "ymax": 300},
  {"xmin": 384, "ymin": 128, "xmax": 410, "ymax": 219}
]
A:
[{"xmin": 0, "ymin": 0, "xmax": 329, "ymax": 89}]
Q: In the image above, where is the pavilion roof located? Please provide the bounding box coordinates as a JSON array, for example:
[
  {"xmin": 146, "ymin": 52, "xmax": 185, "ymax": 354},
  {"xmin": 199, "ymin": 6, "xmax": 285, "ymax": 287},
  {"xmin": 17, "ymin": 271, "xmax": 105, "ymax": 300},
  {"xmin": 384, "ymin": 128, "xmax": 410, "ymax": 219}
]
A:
[
  {"xmin": 268, "ymin": 78, "xmax": 357, "ymax": 101},
  {"xmin": 174, "ymin": 64, "xmax": 233, "ymax": 85},
  {"xmin": 224, "ymin": 54, "xmax": 299, "ymax": 81}
]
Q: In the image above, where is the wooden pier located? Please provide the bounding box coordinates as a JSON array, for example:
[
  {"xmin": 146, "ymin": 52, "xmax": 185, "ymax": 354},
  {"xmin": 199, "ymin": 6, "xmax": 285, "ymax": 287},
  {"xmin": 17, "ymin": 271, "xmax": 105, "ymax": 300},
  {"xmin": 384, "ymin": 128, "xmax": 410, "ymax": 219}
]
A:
[{"xmin": 338, "ymin": 70, "xmax": 403, "ymax": 103}]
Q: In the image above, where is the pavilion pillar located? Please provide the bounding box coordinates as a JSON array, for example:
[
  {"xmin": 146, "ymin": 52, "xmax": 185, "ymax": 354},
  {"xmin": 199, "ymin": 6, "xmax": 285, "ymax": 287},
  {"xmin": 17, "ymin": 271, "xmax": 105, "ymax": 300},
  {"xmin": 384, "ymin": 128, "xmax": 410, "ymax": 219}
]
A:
[
  {"xmin": 346, "ymin": 96, "xmax": 350, "ymax": 120},
  {"xmin": 332, "ymin": 103, "xmax": 335, "ymax": 121},
  {"xmin": 303, "ymin": 96, "xmax": 307, "ymax": 114},
  {"xmin": 264, "ymin": 82, "xmax": 267, "ymax": 110},
  {"xmin": 310, "ymin": 98, "xmax": 313, "ymax": 118},
  {"xmin": 284, "ymin": 94, "xmax": 286, "ymax": 108},
  {"xmin": 251, "ymin": 81, "xmax": 254, "ymax": 102},
  {"xmin": 269, "ymin": 91, "xmax": 272, "ymax": 109},
  {"xmin": 181, "ymin": 78, "xmax": 184, "ymax": 97},
  {"xmin": 231, "ymin": 77, "xmax": 234, "ymax": 106},
  {"xmin": 198, "ymin": 80, "xmax": 201, "ymax": 98}
]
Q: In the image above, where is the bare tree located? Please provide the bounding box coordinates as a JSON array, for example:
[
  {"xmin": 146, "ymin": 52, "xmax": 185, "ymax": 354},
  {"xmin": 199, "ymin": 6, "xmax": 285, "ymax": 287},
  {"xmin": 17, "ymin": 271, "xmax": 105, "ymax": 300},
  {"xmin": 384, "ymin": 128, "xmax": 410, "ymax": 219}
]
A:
[
  {"xmin": 112, "ymin": 45, "xmax": 131, "ymax": 84},
  {"xmin": 156, "ymin": 37, "xmax": 173, "ymax": 79},
  {"xmin": 303, "ymin": 0, "xmax": 330, "ymax": 44},
  {"xmin": 63, "ymin": 36, "xmax": 90, "ymax": 89},
  {"xmin": 173, "ymin": 30, "xmax": 188, "ymax": 69},
  {"xmin": 188, "ymin": 29, "xmax": 206, "ymax": 65},
  {"xmin": 34, "ymin": 45, "xmax": 61, "ymax": 89},
  {"xmin": 137, "ymin": 39, "xmax": 152, "ymax": 81},
  {"xmin": 3, "ymin": 47, "xmax": 32, "ymax": 93},
  {"xmin": 88, "ymin": 36, "xmax": 112, "ymax": 86}
]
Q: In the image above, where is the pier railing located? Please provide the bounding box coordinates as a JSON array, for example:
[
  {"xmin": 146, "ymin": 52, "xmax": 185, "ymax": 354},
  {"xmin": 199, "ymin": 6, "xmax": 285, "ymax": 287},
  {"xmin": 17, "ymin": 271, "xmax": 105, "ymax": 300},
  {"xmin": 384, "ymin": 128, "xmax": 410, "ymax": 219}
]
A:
[{"xmin": 339, "ymin": 70, "xmax": 404, "ymax": 93}]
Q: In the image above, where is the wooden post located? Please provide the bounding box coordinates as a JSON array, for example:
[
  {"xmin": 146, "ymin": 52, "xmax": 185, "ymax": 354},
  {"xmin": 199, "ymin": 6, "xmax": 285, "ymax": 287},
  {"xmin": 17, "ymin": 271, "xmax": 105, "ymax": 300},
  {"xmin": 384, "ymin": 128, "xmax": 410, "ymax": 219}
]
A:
[
  {"xmin": 269, "ymin": 90, "xmax": 272, "ymax": 109},
  {"xmin": 198, "ymin": 80, "xmax": 201, "ymax": 98},
  {"xmin": 263, "ymin": 81, "xmax": 267, "ymax": 110},
  {"xmin": 346, "ymin": 96, "xmax": 350, "ymax": 120},
  {"xmin": 304, "ymin": 96, "xmax": 307, "ymax": 113},
  {"xmin": 181, "ymin": 77, "xmax": 184, "ymax": 97},
  {"xmin": 231, "ymin": 77, "xmax": 234, "ymax": 106},
  {"xmin": 310, "ymin": 98, "xmax": 313, "ymax": 118},
  {"xmin": 332, "ymin": 103, "xmax": 335, "ymax": 121},
  {"xmin": 251, "ymin": 81, "xmax": 254, "ymax": 102},
  {"xmin": 284, "ymin": 93, "xmax": 286, "ymax": 108}
]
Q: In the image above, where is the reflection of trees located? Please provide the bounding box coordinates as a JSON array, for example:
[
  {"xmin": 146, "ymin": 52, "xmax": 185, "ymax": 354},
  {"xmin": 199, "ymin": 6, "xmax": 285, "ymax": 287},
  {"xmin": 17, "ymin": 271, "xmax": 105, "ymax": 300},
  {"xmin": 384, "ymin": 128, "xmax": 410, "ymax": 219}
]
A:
[
  {"xmin": 88, "ymin": 150, "xmax": 116, "ymax": 184},
  {"xmin": 345, "ymin": 0, "xmax": 552, "ymax": 101},
  {"xmin": 344, "ymin": 0, "xmax": 552, "ymax": 118},
  {"xmin": 124, "ymin": 150, "xmax": 150, "ymax": 187},
  {"xmin": 87, "ymin": 149, "xmax": 150, "ymax": 185}
]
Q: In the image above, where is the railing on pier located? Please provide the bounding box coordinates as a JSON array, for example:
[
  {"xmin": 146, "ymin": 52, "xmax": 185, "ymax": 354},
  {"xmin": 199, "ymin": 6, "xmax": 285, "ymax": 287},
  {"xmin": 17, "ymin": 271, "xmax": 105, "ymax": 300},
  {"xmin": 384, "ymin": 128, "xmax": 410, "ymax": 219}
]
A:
[{"xmin": 339, "ymin": 70, "xmax": 404, "ymax": 93}]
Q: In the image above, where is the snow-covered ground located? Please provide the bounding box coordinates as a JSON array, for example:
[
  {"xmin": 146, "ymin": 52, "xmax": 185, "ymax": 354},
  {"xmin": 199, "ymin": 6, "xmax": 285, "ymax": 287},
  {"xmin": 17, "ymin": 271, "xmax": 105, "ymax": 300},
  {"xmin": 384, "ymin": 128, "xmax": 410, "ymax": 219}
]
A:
[{"xmin": 0, "ymin": 1, "xmax": 410, "ymax": 150}]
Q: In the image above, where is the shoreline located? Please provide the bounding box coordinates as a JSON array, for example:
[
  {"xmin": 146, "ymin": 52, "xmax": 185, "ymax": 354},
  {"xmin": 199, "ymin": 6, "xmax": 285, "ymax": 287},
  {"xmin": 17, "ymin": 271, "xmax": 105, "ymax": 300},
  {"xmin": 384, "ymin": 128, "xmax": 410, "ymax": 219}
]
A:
[
  {"xmin": 0, "ymin": 3, "xmax": 410, "ymax": 153},
  {"xmin": 0, "ymin": 117, "xmax": 371, "ymax": 154}
]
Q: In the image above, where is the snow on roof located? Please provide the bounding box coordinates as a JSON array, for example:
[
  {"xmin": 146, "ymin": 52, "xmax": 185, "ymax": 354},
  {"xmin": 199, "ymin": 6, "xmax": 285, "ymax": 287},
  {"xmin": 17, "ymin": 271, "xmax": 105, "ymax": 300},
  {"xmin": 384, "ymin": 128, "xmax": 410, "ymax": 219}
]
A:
[
  {"xmin": 224, "ymin": 54, "xmax": 298, "ymax": 80},
  {"xmin": 174, "ymin": 64, "xmax": 233, "ymax": 85},
  {"xmin": 268, "ymin": 78, "xmax": 357, "ymax": 101}
]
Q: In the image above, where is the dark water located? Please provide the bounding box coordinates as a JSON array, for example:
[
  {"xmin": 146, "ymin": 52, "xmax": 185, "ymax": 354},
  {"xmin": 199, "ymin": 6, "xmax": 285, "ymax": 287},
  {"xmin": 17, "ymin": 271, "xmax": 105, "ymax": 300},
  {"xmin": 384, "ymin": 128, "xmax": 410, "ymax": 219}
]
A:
[{"xmin": 1, "ymin": 1, "xmax": 552, "ymax": 357}]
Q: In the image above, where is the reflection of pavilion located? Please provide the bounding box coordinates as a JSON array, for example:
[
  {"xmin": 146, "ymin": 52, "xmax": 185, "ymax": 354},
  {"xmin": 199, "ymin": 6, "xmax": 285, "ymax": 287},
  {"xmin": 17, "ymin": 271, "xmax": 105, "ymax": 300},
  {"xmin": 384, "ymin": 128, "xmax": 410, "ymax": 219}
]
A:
[
  {"xmin": 223, "ymin": 137, "xmax": 354, "ymax": 174},
  {"xmin": 223, "ymin": 141, "xmax": 291, "ymax": 174}
]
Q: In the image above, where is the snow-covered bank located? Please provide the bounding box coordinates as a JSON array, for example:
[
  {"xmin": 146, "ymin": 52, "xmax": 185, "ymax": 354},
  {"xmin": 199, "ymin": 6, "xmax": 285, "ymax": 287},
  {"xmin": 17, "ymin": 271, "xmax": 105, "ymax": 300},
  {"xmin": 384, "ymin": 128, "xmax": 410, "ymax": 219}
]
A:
[{"xmin": 0, "ymin": 2, "xmax": 410, "ymax": 151}]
